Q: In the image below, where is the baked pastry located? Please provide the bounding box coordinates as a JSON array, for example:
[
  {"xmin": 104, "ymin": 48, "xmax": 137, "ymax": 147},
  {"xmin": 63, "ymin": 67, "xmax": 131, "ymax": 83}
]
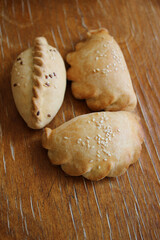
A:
[
  {"xmin": 42, "ymin": 111, "xmax": 144, "ymax": 181},
  {"xmin": 11, "ymin": 37, "xmax": 66, "ymax": 129},
  {"xmin": 66, "ymin": 28, "xmax": 137, "ymax": 111}
]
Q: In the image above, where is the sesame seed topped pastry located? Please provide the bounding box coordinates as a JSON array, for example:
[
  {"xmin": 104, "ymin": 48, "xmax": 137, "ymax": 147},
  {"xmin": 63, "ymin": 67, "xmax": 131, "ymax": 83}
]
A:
[
  {"xmin": 42, "ymin": 111, "xmax": 144, "ymax": 181},
  {"xmin": 66, "ymin": 28, "xmax": 137, "ymax": 111},
  {"xmin": 11, "ymin": 37, "xmax": 66, "ymax": 129}
]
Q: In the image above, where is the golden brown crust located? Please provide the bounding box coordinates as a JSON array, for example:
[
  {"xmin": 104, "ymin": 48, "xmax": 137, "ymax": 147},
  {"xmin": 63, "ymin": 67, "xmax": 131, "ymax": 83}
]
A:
[
  {"xmin": 42, "ymin": 111, "xmax": 144, "ymax": 181},
  {"xmin": 66, "ymin": 28, "xmax": 137, "ymax": 112}
]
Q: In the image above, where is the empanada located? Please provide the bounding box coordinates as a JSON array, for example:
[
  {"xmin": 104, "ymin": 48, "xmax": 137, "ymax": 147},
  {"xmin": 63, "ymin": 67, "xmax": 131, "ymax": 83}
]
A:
[
  {"xmin": 42, "ymin": 111, "xmax": 144, "ymax": 181},
  {"xmin": 11, "ymin": 37, "xmax": 66, "ymax": 129},
  {"xmin": 66, "ymin": 28, "xmax": 137, "ymax": 111}
]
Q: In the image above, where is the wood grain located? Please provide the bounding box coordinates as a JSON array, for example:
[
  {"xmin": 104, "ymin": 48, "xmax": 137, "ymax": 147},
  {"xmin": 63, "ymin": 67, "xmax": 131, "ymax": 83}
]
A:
[{"xmin": 0, "ymin": 0, "xmax": 159, "ymax": 239}]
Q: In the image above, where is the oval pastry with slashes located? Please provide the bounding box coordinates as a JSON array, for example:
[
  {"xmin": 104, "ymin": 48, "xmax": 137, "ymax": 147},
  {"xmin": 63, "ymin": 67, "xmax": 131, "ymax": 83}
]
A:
[
  {"xmin": 66, "ymin": 28, "xmax": 137, "ymax": 111},
  {"xmin": 11, "ymin": 37, "xmax": 66, "ymax": 129},
  {"xmin": 42, "ymin": 111, "xmax": 144, "ymax": 181}
]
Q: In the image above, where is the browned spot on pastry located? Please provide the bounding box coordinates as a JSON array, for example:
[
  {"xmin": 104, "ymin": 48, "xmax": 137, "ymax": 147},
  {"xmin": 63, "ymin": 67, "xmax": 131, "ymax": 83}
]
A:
[
  {"xmin": 34, "ymin": 45, "xmax": 42, "ymax": 52},
  {"xmin": 33, "ymin": 86, "xmax": 42, "ymax": 97},
  {"xmin": 33, "ymin": 78, "xmax": 41, "ymax": 88},
  {"xmin": 53, "ymin": 72, "xmax": 56, "ymax": 77},
  {"xmin": 13, "ymin": 83, "xmax": 17, "ymax": 87},
  {"xmin": 49, "ymin": 74, "xmax": 52, "ymax": 78},
  {"xmin": 20, "ymin": 61, "xmax": 23, "ymax": 65},
  {"xmin": 34, "ymin": 51, "xmax": 43, "ymax": 58},
  {"xmin": 33, "ymin": 66, "xmax": 42, "ymax": 77},
  {"xmin": 47, "ymin": 114, "xmax": 51, "ymax": 117},
  {"xmin": 45, "ymin": 75, "xmax": 48, "ymax": 79},
  {"xmin": 33, "ymin": 57, "xmax": 44, "ymax": 67},
  {"xmin": 37, "ymin": 111, "xmax": 40, "ymax": 116},
  {"xmin": 17, "ymin": 57, "xmax": 21, "ymax": 61}
]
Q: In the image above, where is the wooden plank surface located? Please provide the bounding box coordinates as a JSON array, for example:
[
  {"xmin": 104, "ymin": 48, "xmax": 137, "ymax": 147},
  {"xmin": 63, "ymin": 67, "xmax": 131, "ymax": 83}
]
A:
[{"xmin": 0, "ymin": 0, "xmax": 159, "ymax": 239}]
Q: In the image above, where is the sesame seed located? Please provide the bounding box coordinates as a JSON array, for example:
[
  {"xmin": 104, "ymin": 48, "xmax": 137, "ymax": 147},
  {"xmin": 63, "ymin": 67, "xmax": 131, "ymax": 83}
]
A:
[
  {"xmin": 104, "ymin": 117, "xmax": 108, "ymax": 120},
  {"xmin": 117, "ymin": 129, "xmax": 120, "ymax": 132},
  {"xmin": 103, "ymin": 44, "xmax": 107, "ymax": 47},
  {"xmin": 93, "ymin": 69, "xmax": 96, "ymax": 73},
  {"xmin": 64, "ymin": 136, "xmax": 69, "ymax": 139},
  {"xmin": 78, "ymin": 138, "xmax": 82, "ymax": 141},
  {"xmin": 104, "ymin": 151, "xmax": 111, "ymax": 156},
  {"xmin": 96, "ymin": 68, "xmax": 100, "ymax": 72},
  {"xmin": 87, "ymin": 144, "xmax": 90, "ymax": 148},
  {"xmin": 82, "ymin": 142, "xmax": 85, "ymax": 146},
  {"xmin": 97, "ymin": 150, "xmax": 100, "ymax": 154},
  {"xmin": 86, "ymin": 136, "xmax": 90, "ymax": 139},
  {"xmin": 92, "ymin": 146, "xmax": 95, "ymax": 149},
  {"xmin": 96, "ymin": 57, "xmax": 99, "ymax": 60},
  {"xmin": 92, "ymin": 118, "xmax": 95, "ymax": 122},
  {"xmin": 98, "ymin": 166, "xmax": 101, "ymax": 169},
  {"xmin": 104, "ymin": 158, "xmax": 107, "ymax": 161},
  {"xmin": 96, "ymin": 50, "xmax": 100, "ymax": 53},
  {"xmin": 88, "ymin": 120, "xmax": 91, "ymax": 123},
  {"xmin": 89, "ymin": 160, "xmax": 94, "ymax": 163},
  {"xmin": 97, "ymin": 154, "xmax": 100, "ymax": 158}
]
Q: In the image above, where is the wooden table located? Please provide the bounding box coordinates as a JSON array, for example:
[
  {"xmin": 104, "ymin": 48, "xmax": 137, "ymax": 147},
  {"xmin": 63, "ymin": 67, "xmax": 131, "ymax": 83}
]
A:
[{"xmin": 0, "ymin": 0, "xmax": 159, "ymax": 239}]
